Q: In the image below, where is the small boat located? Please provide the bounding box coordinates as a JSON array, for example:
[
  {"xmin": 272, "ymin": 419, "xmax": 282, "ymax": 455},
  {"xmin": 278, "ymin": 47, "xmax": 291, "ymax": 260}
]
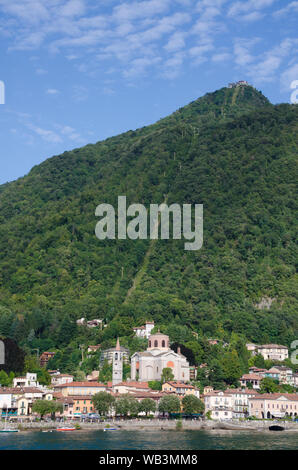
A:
[
  {"xmin": 56, "ymin": 427, "xmax": 76, "ymax": 432},
  {"xmin": 0, "ymin": 429, "xmax": 19, "ymax": 433},
  {"xmin": 103, "ymin": 427, "xmax": 118, "ymax": 431}
]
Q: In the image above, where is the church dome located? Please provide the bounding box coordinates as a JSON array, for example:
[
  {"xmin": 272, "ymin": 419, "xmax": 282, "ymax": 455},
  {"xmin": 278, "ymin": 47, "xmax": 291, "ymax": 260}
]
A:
[{"xmin": 147, "ymin": 331, "xmax": 170, "ymax": 351}]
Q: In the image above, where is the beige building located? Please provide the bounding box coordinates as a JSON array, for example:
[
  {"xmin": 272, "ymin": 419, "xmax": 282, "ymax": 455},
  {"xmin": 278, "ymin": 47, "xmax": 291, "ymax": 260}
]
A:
[
  {"xmin": 54, "ymin": 381, "xmax": 107, "ymax": 397},
  {"xmin": 131, "ymin": 332, "xmax": 190, "ymax": 382},
  {"xmin": 51, "ymin": 373, "xmax": 74, "ymax": 386},
  {"xmin": 246, "ymin": 343, "xmax": 288, "ymax": 361},
  {"xmin": 112, "ymin": 381, "xmax": 149, "ymax": 394},
  {"xmin": 258, "ymin": 344, "xmax": 288, "ymax": 361},
  {"xmin": 248, "ymin": 393, "xmax": 298, "ymax": 419},
  {"xmin": 240, "ymin": 373, "xmax": 262, "ymax": 390},
  {"xmin": 162, "ymin": 382, "xmax": 199, "ymax": 398}
]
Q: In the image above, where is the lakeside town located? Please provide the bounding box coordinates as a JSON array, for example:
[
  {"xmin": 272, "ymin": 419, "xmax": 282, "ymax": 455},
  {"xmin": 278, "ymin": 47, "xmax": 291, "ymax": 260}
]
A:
[{"xmin": 1, "ymin": 322, "xmax": 298, "ymax": 429}]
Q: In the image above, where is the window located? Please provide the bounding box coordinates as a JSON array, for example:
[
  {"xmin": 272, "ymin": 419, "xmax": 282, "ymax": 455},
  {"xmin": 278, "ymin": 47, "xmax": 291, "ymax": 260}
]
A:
[
  {"xmin": 162, "ymin": 340, "xmax": 165, "ymax": 347},
  {"xmin": 154, "ymin": 340, "xmax": 158, "ymax": 347},
  {"xmin": 149, "ymin": 341, "xmax": 151, "ymax": 347}
]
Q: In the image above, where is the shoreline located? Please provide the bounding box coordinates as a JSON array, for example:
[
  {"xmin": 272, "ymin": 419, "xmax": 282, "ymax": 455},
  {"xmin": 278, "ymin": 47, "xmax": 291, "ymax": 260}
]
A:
[{"xmin": 3, "ymin": 420, "xmax": 298, "ymax": 433}]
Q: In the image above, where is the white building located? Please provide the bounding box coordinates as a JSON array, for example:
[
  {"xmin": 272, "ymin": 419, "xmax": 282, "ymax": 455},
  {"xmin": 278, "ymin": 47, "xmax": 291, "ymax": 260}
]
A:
[
  {"xmin": 51, "ymin": 373, "xmax": 74, "ymax": 386},
  {"xmin": 246, "ymin": 343, "xmax": 289, "ymax": 361},
  {"xmin": 204, "ymin": 391, "xmax": 233, "ymax": 420},
  {"xmin": 131, "ymin": 332, "xmax": 190, "ymax": 382},
  {"xmin": 13, "ymin": 373, "xmax": 39, "ymax": 388},
  {"xmin": 133, "ymin": 321, "xmax": 155, "ymax": 339},
  {"xmin": 257, "ymin": 344, "xmax": 288, "ymax": 361}
]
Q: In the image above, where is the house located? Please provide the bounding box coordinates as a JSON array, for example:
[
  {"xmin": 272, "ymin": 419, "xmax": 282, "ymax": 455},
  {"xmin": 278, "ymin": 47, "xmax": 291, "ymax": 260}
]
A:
[
  {"xmin": 87, "ymin": 371, "xmax": 100, "ymax": 382},
  {"xmin": 248, "ymin": 393, "xmax": 298, "ymax": 419},
  {"xmin": 40, "ymin": 351, "xmax": 55, "ymax": 367},
  {"xmin": 53, "ymin": 381, "xmax": 107, "ymax": 397},
  {"xmin": 240, "ymin": 373, "xmax": 262, "ymax": 390},
  {"xmin": 133, "ymin": 321, "xmax": 155, "ymax": 339},
  {"xmin": 271, "ymin": 366, "xmax": 293, "ymax": 385},
  {"xmin": 88, "ymin": 345, "xmax": 101, "ymax": 353},
  {"xmin": 227, "ymin": 389, "xmax": 258, "ymax": 418},
  {"xmin": 204, "ymin": 390, "xmax": 233, "ymax": 420},
  {"xmin": 87, "ymin": 319, "xmax": 103, "ymax": 329},
  {"xmin": 71, "ymin": 396, "xmax": 95, "ymax": 416},
  {"xmin": 257, "ymin": 344, "xmax": 288, "ymax": 361},
  {"xmin": 248, "ymin": 366, "xmax": 267, "ymax": 376},
  {"xmin": 13, "ymin": 373, "xmax": 39, "ymax": 388},
  {"xmin": 76, "ymin": 318, "xmax": 103, "ymax": 329},
  {"xmin": 56, "ymin": 396, "xmax": 75, "ymax": 419},
  {"xmin": 264, "ymin": 367, "xmax": 281, "ymax": 382},
  {"xmin": 189, "ymin": 366, "xmax": 197, "ymax": 381},
  {"xmin": 207, "ymin": 338, "xmax": 219, "ymax": 345},
  {"xmin": 162, "ymin": 382, "xmax": 199, "ymax": 398},
  {"xmin": 51, "ymin": 373, "xmax": 74, "ymax": 386},
  {"xmin": 112, "ymin": 381, "xmax": 150, "ymax": 394}
]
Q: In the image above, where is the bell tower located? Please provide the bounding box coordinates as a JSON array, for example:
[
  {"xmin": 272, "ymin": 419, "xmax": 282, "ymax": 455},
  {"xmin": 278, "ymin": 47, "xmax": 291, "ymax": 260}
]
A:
[{"xmin": 112, "ymin": 338, "xmax": 123, "ymax": 385}]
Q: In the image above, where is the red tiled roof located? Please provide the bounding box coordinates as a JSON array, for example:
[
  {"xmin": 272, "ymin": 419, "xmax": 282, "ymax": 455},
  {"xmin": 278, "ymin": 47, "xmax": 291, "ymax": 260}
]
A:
[
  {"xmin": 113, "ymin": 381, "xmax": 149, "ymax": 389},
  {"xmin": 241, "ymin": 374, "xmax": 262, "ymax": 381},
  {"xmin": 250, "ymin": 393, "xmax": 298, "ymax": 401},
  {"xmin": 164, "ymin": 381, "xmax": 194, "ymax": 389}
]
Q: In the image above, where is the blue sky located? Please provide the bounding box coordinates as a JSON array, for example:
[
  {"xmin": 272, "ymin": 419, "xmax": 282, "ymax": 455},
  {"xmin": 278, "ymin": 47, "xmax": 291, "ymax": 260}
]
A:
[{"xmin": 0, "ymin": 0, "xmax": 297, "ymax": 184}]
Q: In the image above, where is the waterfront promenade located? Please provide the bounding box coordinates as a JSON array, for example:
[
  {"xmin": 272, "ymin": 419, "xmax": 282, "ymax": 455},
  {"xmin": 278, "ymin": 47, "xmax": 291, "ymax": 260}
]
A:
[{"xmin": 1, "ymin": 419, "xmax": 298, "ymax": 432}]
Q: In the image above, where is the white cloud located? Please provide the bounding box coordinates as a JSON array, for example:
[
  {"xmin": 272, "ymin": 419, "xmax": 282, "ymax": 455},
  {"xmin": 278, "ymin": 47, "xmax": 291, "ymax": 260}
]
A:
[
  {"xmin": 29, "ymin": 124, "xmax": 63, "ymax": 144},
  {"xmin": 273, "ymin": 1, "xmax": 298, "ymax": 17},
  {"xmin": 212, "ymin": 52, "xmax": 232, "ymax": 62},
  {"xmin": 228, "ymin": 0, "xmax": 276, "ymax": 17},
  {"xmin": 46, "ymin": 88, "xmax": 60, "ymax": 94}
]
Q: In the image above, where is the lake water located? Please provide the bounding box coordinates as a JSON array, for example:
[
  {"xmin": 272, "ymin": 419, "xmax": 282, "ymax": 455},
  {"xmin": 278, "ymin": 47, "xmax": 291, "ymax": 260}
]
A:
[{"xmin": 0, "ymin": 429, "xmax": 297, "ymax": 450}]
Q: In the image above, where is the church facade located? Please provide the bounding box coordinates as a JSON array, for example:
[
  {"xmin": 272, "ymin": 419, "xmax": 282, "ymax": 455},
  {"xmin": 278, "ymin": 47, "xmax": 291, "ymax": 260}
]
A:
[{"xmin": 131, "ymin": 332, "xmax": 190, "ymax": 382}]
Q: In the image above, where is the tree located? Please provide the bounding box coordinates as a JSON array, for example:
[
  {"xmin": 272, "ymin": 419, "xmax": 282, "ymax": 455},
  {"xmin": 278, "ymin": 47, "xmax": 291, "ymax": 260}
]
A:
[
  {"xmin": 158, "ymin": 395, "xmax": 181, "ymax": 414},
  {"xmin": 260, "ymin": 377, "xmax": 279, "ymax": 394},
  {"xmin": 148, "ymin": 380, "xmax": 162, "ymax": 391},
  {"xmin": 98, "ymin": 359, "xmax": 112, "ymax": 383},
  {"xmin": 138, "ymin": 398, "xmax": 156, "ymax": 416},
  {"xmin": 182, "ymin": 395, "xmax": 205, "ymax": 414},
  {"xmin": 92, "ymin": 392, "xmax": 115, "ymax": 416},
  {"xmin": 161, "ymin": 367, "xmax": 174, "ymax": 383},
  {"xmin": 221, "ymin": 350, "xmax": 241, "ymax": 386},
  {"xmin": 253, "ymin": 354, "xmax": 266, "ymax": 369},
  {"xmin": 32, "ymin": 400, "xmax": 62, "ymax": 420},
  {"xmin": 115, "ymin": 395, "xmax": 139, "ymax": 417},
  {"xmin": 0, "ymin": 370, "xmax": 9, "ymax": 386}
]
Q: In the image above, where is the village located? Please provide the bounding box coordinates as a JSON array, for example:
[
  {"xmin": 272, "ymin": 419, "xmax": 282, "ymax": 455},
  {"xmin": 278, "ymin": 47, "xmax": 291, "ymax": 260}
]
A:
[{"xmin": 0, "ymin": 321, "xmax": 297, "ymax": 428}]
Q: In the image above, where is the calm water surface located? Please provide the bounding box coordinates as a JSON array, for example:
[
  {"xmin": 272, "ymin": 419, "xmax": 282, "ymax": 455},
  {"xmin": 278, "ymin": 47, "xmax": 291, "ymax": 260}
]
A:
[{"xmin": 0, "ymin": 430, "xmax": 297, "ymax": 450}]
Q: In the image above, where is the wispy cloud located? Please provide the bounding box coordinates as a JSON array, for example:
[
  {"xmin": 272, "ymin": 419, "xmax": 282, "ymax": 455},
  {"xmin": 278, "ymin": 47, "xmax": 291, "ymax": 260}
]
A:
[{"xmin": 46, "ymin": 88, "xmax": 60, "ymax": 95}]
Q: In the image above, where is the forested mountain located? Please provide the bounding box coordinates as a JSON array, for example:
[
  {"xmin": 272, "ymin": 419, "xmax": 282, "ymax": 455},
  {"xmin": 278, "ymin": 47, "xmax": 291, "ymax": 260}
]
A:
[{"xmin": 0, "ymin": 85, "xmax": 297, "ymax": 360}]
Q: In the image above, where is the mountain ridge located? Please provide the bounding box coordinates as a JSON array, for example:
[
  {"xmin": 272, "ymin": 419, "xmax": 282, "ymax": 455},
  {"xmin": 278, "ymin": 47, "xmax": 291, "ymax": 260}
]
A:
[{"xmin": 0, "ymin": 86, "xmax": 297, "ymax": 356}]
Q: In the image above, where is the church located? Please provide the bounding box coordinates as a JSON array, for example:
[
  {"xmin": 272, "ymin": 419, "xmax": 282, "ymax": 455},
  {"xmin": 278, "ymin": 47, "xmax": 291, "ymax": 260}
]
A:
[{"xmin": 131, "ymin": 331, "xmax": 190, "ymax": 382}]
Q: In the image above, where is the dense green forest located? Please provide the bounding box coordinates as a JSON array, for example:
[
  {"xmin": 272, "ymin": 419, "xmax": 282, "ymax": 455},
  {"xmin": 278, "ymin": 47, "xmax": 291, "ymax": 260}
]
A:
[{"xmin": 0, "ymin": 85, "xmax": 297, "ymax": 379}]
